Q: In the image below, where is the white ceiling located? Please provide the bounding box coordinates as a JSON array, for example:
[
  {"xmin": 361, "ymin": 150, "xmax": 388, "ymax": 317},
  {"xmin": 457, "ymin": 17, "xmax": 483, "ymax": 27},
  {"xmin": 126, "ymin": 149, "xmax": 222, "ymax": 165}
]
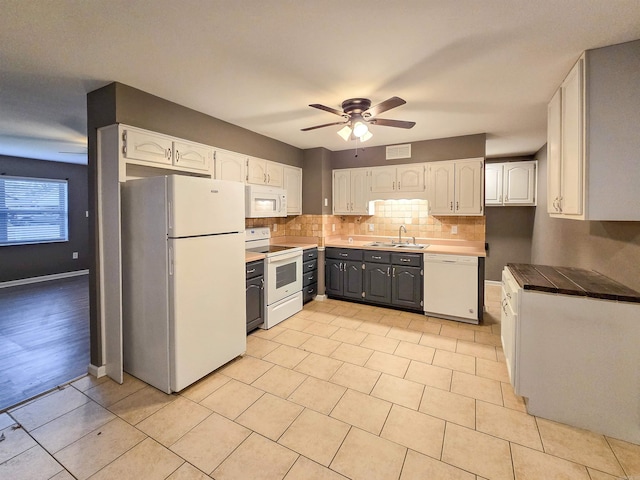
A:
[{"xmin": 1, "ymin": 1, "xmax": 639, "ymax": 165}]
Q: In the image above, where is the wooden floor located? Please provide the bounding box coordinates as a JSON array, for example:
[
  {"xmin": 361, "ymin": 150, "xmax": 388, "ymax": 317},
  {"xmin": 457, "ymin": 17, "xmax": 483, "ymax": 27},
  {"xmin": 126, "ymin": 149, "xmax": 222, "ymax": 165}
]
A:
[{"xmin": 0, "ymin": 275, "xmax": 89, "ymax": 411}]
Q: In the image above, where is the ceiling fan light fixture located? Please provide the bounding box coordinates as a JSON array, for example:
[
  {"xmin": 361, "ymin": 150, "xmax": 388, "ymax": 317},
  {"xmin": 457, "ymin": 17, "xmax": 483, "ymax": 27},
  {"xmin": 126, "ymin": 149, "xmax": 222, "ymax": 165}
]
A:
[
  {"xmin": 360, "ymin": 130, "xmax": 373, "ymax": 142},
  {"xmin": 337, "ymin": 125, "xmax": 352, "ymax": 141},
  {"xmin": 352, "ymin": 121, "xmax": 369, "ymax": 138}
]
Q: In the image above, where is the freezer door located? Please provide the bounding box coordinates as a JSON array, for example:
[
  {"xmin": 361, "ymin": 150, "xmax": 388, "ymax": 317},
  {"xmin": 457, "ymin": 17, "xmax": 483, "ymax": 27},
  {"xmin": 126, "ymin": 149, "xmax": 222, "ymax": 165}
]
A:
[
  {"xmin": 168, "ymin": 233, "xmax": 246, "ymax": 392},
  {"xmin": 168, "ymin": 176, "xmax": 245, "ymax": 237}
]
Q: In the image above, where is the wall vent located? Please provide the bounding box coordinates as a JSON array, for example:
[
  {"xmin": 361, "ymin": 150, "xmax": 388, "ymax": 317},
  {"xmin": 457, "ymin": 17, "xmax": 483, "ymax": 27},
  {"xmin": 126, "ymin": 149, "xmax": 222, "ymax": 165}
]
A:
[{"xmin": 386, "ymin": 144, "xmax": 411, "ymax": 160}]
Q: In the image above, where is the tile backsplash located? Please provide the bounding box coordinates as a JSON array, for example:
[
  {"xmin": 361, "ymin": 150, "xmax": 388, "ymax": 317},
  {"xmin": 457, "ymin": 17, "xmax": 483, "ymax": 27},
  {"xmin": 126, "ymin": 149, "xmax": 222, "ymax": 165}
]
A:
[{"xmin": 245, "ymin": 199, "xmax": 485, "ymax": 242}]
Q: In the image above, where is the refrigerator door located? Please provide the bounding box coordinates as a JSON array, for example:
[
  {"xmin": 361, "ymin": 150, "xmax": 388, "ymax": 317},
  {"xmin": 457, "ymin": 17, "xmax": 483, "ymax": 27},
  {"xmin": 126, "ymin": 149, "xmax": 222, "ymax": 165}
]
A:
[
  {"xmin": 169, "ymin": 232, "xmax": 246, "ymax": 392},
  {"xmin": 168, "ymin": 176, "xmax": 245, "ymax": 238}
]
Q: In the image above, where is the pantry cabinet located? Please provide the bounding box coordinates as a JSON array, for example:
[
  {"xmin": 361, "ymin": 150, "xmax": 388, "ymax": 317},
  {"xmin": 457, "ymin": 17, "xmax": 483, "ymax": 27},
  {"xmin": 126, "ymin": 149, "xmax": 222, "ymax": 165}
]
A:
[
  {"xmin": 332, "ymin": 168, "xmax": 373, "ymax": 215},
  {"xmin": 427, "ymin": 158, "xmax": 484, "ymax": 215},
  {"xmin": 486, "ymin": 161, "xmax": 537, "ymax": 206},
  {"xmin": 214, "ymin": 149, "xmax": 246, "ymax": 183},
  {"xmin": 283, "ymin": 165, "xmax": 302, "ymax": 215},
  {"xmin": 247, "ymin": 157, "xmax": 284, "ymax": 187},
  {"xmin": 546, "ymin": 40, "xmax": 640, "ymax": 220}
]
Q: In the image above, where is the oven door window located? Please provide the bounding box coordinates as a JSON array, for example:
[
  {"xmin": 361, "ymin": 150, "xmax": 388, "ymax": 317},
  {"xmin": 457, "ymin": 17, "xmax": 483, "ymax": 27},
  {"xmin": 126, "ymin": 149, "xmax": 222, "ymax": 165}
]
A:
[{"xmin": 276, "ymin": 262, "xmax": 297, "ymax": 288}]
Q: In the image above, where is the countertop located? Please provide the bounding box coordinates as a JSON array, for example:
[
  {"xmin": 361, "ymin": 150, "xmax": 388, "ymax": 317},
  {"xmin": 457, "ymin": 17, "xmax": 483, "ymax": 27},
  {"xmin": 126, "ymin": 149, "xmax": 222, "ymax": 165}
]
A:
[
  {"xmin": 507, "ymin": 263, "xmax": 640, "ymax": 303},
  {"xmin": 324, "ymin": 235, "xmax": 486, "ymax": 257}
]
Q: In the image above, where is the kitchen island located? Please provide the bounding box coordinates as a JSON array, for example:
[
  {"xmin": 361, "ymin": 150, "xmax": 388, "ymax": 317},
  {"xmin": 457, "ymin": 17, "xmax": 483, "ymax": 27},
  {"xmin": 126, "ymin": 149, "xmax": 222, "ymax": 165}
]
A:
[{"xmin": 502, "ymin": 263, "xmax": 640, "ymax": 444}]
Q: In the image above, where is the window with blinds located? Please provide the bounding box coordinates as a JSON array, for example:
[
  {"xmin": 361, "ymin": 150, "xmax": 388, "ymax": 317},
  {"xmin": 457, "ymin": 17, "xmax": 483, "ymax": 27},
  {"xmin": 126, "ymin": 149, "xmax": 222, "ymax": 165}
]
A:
[{"xmin": 0, "ymin": 176, "xmax": 69, "ymax": 246}]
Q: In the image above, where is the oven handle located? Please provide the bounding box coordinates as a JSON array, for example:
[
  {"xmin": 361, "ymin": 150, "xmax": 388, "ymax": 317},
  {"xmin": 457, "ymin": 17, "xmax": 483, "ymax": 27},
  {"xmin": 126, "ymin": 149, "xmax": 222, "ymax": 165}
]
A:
[{"xmin": 267, "ymin": 250, "xmax": 303, "ymax": 264}]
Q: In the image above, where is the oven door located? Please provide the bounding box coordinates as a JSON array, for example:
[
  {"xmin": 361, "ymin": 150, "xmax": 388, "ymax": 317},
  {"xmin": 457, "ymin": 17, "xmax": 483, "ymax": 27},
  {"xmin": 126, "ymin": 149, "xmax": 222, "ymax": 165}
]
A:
[{"xmin": 266, "ymin": 250, "xmax": 302, "ymax": 303}]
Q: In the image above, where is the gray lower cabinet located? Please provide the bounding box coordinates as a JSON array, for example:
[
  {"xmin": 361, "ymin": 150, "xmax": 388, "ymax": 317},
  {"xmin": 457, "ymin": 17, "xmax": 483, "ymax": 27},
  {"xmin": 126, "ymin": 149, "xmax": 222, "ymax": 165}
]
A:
[
  {"xmin": 327, "ymin": 247, "xmax": 423, "ymax": 311},
  {"xmin": 325, "ymin": 248, "xmax": 364, "ymax": 300},
  {"xmin": 245, "ymin": 260, "xmax": 264, "ymax": 333},
  {"xmin": 303, "ymin": 248, "xmax": 318, "ymax": 303}
]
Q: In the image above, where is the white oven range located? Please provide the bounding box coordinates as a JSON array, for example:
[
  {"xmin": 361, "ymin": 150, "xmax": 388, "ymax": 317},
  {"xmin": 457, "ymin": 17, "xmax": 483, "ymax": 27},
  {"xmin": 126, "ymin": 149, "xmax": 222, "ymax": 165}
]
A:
[{"xmin": 245, "ymin": 227, "xmax": 303, "ymax": 329}]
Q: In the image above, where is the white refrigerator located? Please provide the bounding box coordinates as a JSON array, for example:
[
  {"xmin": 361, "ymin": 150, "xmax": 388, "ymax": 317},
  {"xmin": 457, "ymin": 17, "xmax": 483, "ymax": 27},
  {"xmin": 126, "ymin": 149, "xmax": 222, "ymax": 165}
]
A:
[{"xmin": 121, "ymin": 175, "xmax": 246, "ymax": 393}]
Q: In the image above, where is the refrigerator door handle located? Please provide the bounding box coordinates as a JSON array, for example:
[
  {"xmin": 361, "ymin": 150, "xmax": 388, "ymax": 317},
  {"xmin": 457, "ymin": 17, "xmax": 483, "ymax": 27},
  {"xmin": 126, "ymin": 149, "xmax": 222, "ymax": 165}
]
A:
[{"xmin": 168, "ymin": 246, "xmax": 174, "ymax": 276}]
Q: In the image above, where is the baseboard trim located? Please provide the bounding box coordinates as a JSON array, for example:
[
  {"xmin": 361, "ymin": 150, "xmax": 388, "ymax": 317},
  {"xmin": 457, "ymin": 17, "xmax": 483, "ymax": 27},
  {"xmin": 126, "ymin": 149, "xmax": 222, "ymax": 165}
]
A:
[
  {"xmin": 0, "ymin": 270, "xmax": 89, "ymax": 289},
  {"xmin": 485, "ymin": 280, "xmax": 502, "ymax": 287},
  {"xmin": 88, "ymin": 364, "xmax": 106, "ymax": 378},
  {"xmin": 314, "ymin": 294, "xmax": 327, "ymax": 301}
]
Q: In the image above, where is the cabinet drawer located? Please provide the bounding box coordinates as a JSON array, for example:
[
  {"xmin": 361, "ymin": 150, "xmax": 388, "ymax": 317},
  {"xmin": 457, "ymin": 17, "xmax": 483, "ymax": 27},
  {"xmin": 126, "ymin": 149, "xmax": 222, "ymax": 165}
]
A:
[
  {"xmin": 303, "ymin": 259, "xmax": 318, "ymax": 273},
  {"xmin": 326, "ymin": 248, "xmax": 363, "ymax": 261},
  {"xmin": 303, "ymin": 283, "xmax": 317, "ymax": 303},
  {"xmin": 303, "ymin": 270, "xmax": 317, "ymax": 286},
  {"xmin": 364, "ymin": 251, "xmax": 391, "ymax": 264},
  {"xmin": 391, "ymin": 252, "xmax": 422, "ymax": 267},
  {"xmin": 303, "ymin": 248, "xmax": 318, "ymax": 261},
  {"xmin": 246, "ymin": 260, "xmax": 264, "ymax": 280}
]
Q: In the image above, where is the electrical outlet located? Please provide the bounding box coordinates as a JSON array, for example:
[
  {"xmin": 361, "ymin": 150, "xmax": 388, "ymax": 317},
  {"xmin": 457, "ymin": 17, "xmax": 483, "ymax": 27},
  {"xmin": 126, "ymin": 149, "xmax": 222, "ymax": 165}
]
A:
[
  {"xmin": 332, "ymin": 224, "xmax": 336, "ymax": 232},
  {"xmin": 273, "ymin": 223, "xmax": 278, "ymax": 232},
  {"xmin": 451, "ymin": 225, "xmax": 458, "ymax": 235},
  {"xmin": 368, "ymin": 223, "xmax": 374, "ymax": 232},
  {"xmin": 324, "ymin": 198, "xmax": 328, "ymax": 207},
  {"xmin": 85, "ymin": 211, "xmax": 89, "ymax": 218},
  {"xmin": 72, "ymin": 252, "xmax": 78, "ymax": 259}
]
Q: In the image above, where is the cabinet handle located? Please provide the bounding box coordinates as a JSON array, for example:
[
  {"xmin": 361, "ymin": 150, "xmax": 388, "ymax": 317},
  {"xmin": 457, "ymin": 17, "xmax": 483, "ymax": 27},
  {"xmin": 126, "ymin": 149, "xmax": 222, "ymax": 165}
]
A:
[
  {"xmin": 167, "ymin": 148, "xmax": 172, "ymax": 160},
  {"xmin": 372, "ymin": 255, "xmax": 381, "ymax": 260},
  {"xmin": 307, "ymin": 288, "xmax": 314, "ymax": 294},
  {"xmin": 175, "ymin": 150, "xmax": 180, "ymax": 162},
  {"xmin": 506, "ymin": 292, "xmax": 511, "ymax": 299},
  {"xmin": 387, "ymin": 266, "xmax": 391, "ymax": 276},
  {"xmin": 398, "ymin": 181, "xmax": 400, "ymax": 189},
  {"xmin": 260, "ymin": 278, "xmax": 264, "ymax": 289},
  {"xmin": 558, "ymin": 196, "xmax": 563, "ymax": 212},
  {"xmin": 393, "ymin": 181, "xmax": 396, "ymax": 190},
  {"xmin": 340, "ymin": 253, "xmax": 348, "ymax": 257},
  {"xmin": 392, "ymin": 267, "xmax": 396, "ymax": 277},
  {"xmin": 456, "ymin": 201, "xmax": 459, "ymax": 210},
  {"xmin": 450, "ymin": 201, "xmax": 453, "ymax": 211},
  {"xmin": 268, "ymin": 174, "xmax": 271, "ymax": 183},
  {"xmin": 264, "ymin": 173, "xmax": 267, "ymax": 182},
  {"xmin": 400, "ymin": 258, "xmax": 410, "ymax": 262},
  {"xmin": 247, "ymin": 268, "xmax": 256, "ymax": 274}
]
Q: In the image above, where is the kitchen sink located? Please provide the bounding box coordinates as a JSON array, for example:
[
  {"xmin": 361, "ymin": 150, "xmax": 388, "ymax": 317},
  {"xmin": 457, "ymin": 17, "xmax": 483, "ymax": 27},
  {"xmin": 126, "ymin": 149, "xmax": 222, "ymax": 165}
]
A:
[{"xmin": 364, "ymin": 242, "xmax": 429, "ymax": 249}]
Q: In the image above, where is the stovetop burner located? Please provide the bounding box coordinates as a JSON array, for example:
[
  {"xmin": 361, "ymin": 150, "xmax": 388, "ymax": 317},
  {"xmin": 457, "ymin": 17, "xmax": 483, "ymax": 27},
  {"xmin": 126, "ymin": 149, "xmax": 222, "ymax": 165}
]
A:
[{"xmin": 246, "ymin": 245, "xmax": 298, "ymax": 255}]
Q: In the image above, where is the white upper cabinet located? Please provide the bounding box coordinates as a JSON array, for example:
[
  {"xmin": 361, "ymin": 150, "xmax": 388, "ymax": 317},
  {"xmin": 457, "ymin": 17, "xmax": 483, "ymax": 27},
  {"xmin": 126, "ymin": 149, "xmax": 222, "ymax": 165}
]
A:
[
  {"xmin": 214, "ymin": 149, "xmax": 246, "ymax": 183},
  {"xmin": 247, "ymin": 157, "xmax": 284, "ymax": 187},
  {"xmin": 486, "ymin": 161, "xmax": 537, "ymax": 206},
  {"xmin": 172, "ymin": 140, "xmax": 213, "ymax": 172},
  {"xmin": 122, "ymin": 128, "xmax": 173, "ymax": 166},
  {"xmin": 121, "ymin": 126, "xmax": 212, "ymax": 174},
  {"xmin": 332, "ymin": 168, "xmax": 373, "ymax": 215},
  {"xmin": 427, "ymin": 158, "xmax": 484, "ymax": 216},
  {"xmin": 546, "ymin": 40, "xmax": 640, "ymax": 220},
  {"xmin": 283, "ymin": 165, "xmax": 302, "ymax": 215},
  {"xmin": 369, "ymin": 164, "xmax": 425, "ymax": 199}
]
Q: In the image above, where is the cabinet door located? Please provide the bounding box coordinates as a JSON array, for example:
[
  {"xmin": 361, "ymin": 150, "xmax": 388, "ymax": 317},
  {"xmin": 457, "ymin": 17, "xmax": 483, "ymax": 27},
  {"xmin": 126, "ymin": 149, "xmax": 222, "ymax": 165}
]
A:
[
  {"xmin": 215, "ymin": 150, "xmax": 246, "ymax": 183},
  {"xmin": 123, "ymin": 128, "xmax": 172, "ymax": 165},
  {"xmin": 333, "ymin": 170, "xmax": 351, "ymax": 214},
  {"xmin": 364, "ymin": 263, "xmax": 391, "ymax": 304},
  {"xmin": 247, "ymin": 157, "xmax": 267, "ymax": 184},
  {"xmin": 455, "ymin": 159, "xmax": 483, "ymax": 215},
  {"xmin": 504, "ymin": 162, "xmax": 536, "ymax": 205},
  {"xmin": 246, "ymin": 276, "xmax": 264, "ymax": 332},
  {"xmin": 397, "ymin": 164, "xmax": 425, "ymax": 192},
  {"xmin": 547, "ymin": 89, "xmax": 562, "ymax": 213},
  {"xmin": 427, "ymin": 162, "xmax": 455, "ymax": 214},
  {"xmin": 283, "ymin": 166, "xmax": 302, "ymax": 215},
  {"xmin": 485, "ymin": 164, "xmax": 503, "ymax": 205},
  {"xmin": 370, "ymin": 166, "xmax": 396, "ymax": 193},
  {"xmin": 392, "ymin": 266, "xmax": 422, "ymax": 310},
  {"xmin": 560, "ymin": 58, "xmax": 584, "ymax": 215},
  {"xmin": 325, "ymin": 259, "xmax": 343, "ymax": 296},
  {"xmin": 350, "ymin": 168, "xmax": 371, "ymax": 214},
  {"xmin": 172, "ymin": 141, "xmax": 212, "ymax": 172},
  {"xmin": 343, "ymin": 261, "xmax": 364, "ymax": 300},
  {"xmin": 266, "ymin": 161, "xmax": 284, "ymax": 187}
]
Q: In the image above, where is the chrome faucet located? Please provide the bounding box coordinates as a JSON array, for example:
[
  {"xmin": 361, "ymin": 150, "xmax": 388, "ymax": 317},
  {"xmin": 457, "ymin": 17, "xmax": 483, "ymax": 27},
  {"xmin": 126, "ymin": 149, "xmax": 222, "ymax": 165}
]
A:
[{"xmin": 398, "ymin": 225, "xmax": 407, "ymax": 244}]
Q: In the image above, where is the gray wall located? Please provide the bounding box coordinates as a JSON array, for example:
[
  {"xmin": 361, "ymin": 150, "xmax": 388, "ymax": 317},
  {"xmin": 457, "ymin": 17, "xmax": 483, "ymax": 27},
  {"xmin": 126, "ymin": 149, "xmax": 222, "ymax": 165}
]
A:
[
  {"xmin": 484, "ymin": 157, "xmax": 536, "ymax": 281},
  {"xmin": 0, "ymin": 155, "xmax": 89, "ymax": 282},
  {"xmin": 331, "ymin": 134, "xmax": 486, "ymax": 169},
  {"xmin": 302, "ymin": 147, "xmax": 333, "ymax": 214},
  {"xmin": 531, "ymin": 146, "xmax": 640, "ymax": 291}
]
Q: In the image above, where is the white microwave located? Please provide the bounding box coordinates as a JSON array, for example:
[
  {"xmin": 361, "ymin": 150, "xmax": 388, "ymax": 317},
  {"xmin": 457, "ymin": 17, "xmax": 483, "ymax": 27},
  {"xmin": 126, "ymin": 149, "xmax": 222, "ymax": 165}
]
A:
[{"xmin": 245, "ymin": 184, "xmax": 287, "ymax": 218}]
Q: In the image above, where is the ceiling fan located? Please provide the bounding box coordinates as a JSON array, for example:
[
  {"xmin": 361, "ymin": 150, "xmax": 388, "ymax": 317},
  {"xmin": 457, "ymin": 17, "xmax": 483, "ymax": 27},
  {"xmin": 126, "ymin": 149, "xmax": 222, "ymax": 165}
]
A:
[{"xmin": 301, "ymin": 96, "xmax": 415, "ymax": 142}]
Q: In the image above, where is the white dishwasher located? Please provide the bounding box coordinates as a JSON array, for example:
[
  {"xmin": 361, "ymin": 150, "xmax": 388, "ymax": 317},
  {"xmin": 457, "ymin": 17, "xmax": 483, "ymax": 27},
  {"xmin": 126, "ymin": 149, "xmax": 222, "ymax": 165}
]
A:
[{"xmin": 423, "ymin": 253, "xmax": 479, "ymax": 323}]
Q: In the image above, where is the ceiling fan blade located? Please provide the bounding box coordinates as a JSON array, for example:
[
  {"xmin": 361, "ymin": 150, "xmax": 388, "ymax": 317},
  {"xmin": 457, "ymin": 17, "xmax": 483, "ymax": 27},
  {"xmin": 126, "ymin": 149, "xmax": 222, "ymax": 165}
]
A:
[
  {"xmin": 301, "ymin": 121, "xmax": 348, "ymax": 131},
  {"xmin": 368, "ymin": 118, "xmax": 416, "ymax": 129},
  {"xmin": 309, "ymin": 104, "xmax": 347, "ymax": 117},
  {"xmin": 364, "ymin": 96, "xmax": 406, "ymax": 117}
]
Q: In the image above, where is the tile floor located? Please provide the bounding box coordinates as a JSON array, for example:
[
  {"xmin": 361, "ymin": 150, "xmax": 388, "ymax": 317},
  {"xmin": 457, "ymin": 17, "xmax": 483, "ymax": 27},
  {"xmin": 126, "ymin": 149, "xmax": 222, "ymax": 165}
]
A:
[{"xmin": 1, "ymin": 284, "xmax": 639, "ymax": 479}]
